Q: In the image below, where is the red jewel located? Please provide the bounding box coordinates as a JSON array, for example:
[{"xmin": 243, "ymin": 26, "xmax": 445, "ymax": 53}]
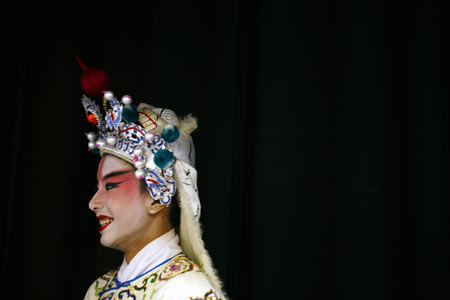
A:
[{"xmin": 87, "ymin": 113, "xmax": 98, "ymax": 126}]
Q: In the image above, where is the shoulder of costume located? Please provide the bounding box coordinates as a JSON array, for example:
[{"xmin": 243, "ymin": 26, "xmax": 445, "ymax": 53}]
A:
[
  {"xmin": 152, "ymin": 266, "xmax": 224, "ymax": 300},
  {"xmin": 158, "ymin": 253, "xmax": 200, "ymax": 280},
  {"xmin": 84, "ymin": 267, "xmax": 119, "ymax": 298},
  {"xmin": 84, "ymin": 254, "xmax": 217, "ymax": 300},
  {"xmin": 83, "ymin": 267, "xmax": 119, "ymax": 300}
]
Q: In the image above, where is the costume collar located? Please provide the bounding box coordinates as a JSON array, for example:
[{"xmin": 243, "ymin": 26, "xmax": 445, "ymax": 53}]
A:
[{"xmin": 117, "ymin": 228, "xmax": 182, "ymax": 282}]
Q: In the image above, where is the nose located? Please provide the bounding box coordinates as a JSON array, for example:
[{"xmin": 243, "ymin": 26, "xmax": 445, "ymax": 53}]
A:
[{"xmin": 88, "ymin": 190, "xmax": 105, "ymax": 211}]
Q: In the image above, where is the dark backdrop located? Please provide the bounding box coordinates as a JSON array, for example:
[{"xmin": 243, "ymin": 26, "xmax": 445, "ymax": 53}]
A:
[{"xmin": 1, "ymin": 1, "xmax": 449, "ymax": 299}]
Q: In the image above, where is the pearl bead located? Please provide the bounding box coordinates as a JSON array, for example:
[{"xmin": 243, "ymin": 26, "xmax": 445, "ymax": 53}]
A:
[
  {"xmin": 145, "ymin": 133, "xmax": 154, "ymax": 142},
  {"xmin": 88, "ymin": 141, "xmax": 96, "ymax": 149},
  {"xmin": 87, "ymin": 132, "xmax": 96, "ymax": 141},
  {"xmin": 96, "ymin": 140, "xmax": 105, "ymax": 149},
  {"xmin": 106, "ymin": 136, "xmax": 116, "ymax": 145},
  {"xmin": 104, "ymin": 91, "xmax": 114, "ymax": 100},
  {"xmin": 135, "ymin": 169, "xmax": 145, "ymax": 179},
  {"xmin": 134, "ymin": 148, "xmax": 143, "ymax": 156},
  {"xmin": 122, "ymin": 95, "xmax": 132, "ymax": 105},
  {"xmin": 135, "ymin": 161, "xmax": 145, "ymax": 169}
]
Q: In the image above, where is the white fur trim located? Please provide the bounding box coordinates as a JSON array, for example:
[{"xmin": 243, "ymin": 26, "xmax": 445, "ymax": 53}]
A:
[
  {"xmin": 179, "ymin": 114, "xmax": 198, "ymax": 135},
  {"xmin": 174, "ymin": 160, "xmax": 201, "ymax": 220},
  {"xmin": 174, "ymin": 160, "xmax": 225, "ymax": 298}
]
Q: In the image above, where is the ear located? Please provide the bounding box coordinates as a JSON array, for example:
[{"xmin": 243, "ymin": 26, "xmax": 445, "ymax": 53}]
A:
[{"xmin": 148, "ymin": 199, "xmax": 166, "ymax": 215}]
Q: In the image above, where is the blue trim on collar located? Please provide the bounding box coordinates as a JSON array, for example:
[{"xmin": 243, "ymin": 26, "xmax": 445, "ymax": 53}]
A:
[{"xmin": 98, "ymin": 252, "xmax": 183, "ymax": 298}]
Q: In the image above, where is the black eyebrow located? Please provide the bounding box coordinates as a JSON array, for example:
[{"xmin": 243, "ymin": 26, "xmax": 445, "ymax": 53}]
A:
[{"xmin": 102, "ymin": 170, "xmax": 133, "ymax": 180}]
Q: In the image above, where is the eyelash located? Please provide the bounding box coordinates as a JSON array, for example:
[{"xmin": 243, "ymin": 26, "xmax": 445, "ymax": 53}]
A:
[{"xmin": 105, "ymin": 182, "xmax": 121, "ymax": 191}]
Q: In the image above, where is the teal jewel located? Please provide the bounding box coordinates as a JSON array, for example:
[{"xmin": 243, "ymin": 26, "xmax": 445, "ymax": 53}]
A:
[
  {"xmin": 154, "ymin": 149, "xmax": 174, "ymax": 169},
  {"xmin": 122, "ymin": 104, "xmax": 139, "ymax": 123},
  {"xmin": 161, "ymin": 126, "xmax": 180, "ymax": 143},
  {"xmin": 91, "ymin": 148, "xmax": 100, "ymax": 155}
]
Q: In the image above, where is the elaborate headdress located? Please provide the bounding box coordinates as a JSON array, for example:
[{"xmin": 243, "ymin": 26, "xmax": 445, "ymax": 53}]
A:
[{"xmin": 77, "ymin": 57, "xmax": 224, "ymax": 295}]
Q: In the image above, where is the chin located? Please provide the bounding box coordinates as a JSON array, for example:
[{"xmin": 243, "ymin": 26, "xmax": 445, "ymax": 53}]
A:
[
  {"xmin": 100, "ymin": 233, "xmax": 125, "ymax": 252},
  {"xmin": 100, "ymin": 234, "xmax": 115, "ymax": 248}
]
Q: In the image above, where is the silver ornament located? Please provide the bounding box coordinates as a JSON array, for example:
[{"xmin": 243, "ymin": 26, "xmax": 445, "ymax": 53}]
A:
[
  {"xmin": 96, "ymin": 140, "xmax": 106, "ymax": 149},
  {"xmin": 104, "ymin": 91, "xmax": 114, "ymax": 100},
  {"xmin": 133, "ymin": 148, "xmax": 143, "ymax": 156},
  {"xmin": 106, "ymin": 136, "xmax": 116, "ymax": 145},
  {"xmin": 145, "ymin": 133, "xmax": 154, "ymax": 142},
  {"xmin": 87, "ymin": 132, "xmax": 96, "ymax": 141},
  {"xmin": 135, "ymin": 169, "xmax": 145, "ymax": 179},
  {"xmin": 121, "ymin": 95, "xmax": 132, "ymax": 105},
  {"xmin": 135, "ymin": 161, "xmax": 145, "ymax": 169},
  {"xmin": 88, "ymin": 141, "xmax": 96, "ymax": 150}
]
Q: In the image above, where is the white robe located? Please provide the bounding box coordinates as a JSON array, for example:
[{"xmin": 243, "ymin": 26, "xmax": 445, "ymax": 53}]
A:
[
  {"xmin": 117, "ymin": 229, "xmax": 182, "ymax": 282},
  {"xmin": 83, "ymin": 229, "xmax": 222, "ymax": 300}
]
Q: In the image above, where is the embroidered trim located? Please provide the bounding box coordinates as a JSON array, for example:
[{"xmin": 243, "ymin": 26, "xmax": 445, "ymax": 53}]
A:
[
  {"xmin": 189, "ymin": 289, "xmax": 221, "ymax": 300},
  {"xmin": 92, "ymin": 254, "xmax": 198, "ymax": 300},
  {"xmin": 159, "ymin": 256, "xmax": 194, "ymax": 281}
]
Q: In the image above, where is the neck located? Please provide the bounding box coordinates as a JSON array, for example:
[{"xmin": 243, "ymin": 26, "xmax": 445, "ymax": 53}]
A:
[{"xmin": 124, "ymin": 225, "xmax": 173, "ymax": 263}]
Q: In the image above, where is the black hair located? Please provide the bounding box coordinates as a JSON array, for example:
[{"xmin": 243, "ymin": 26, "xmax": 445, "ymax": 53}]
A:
[{"xmin": 169, "ymin": 191, "xmax": 181, "ymax": 231}]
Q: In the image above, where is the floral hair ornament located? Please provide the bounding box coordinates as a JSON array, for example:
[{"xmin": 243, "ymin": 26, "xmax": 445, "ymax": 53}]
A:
[{"xmin": 76, "ymin": 56, "xmax": 199, "ymax": 215}]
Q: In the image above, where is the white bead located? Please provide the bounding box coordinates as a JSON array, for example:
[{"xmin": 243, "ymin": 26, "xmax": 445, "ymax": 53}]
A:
[
  {"xmin": 135, "ymin": 161, "xmax": 145, "ymax": 169},
  {"xmin": 106, "ymin": 136, "xmax": 116, "ymax": 145},
  {"xmin": 122, "ymin": 95, "xmax": 132, "ymax": 105},
  {"xmin": 88, "ymin": 141, "xmax": 96, "ymax": 149},
  {"xmin": 104, "ymin": 91, "xmax": 114, "ymax": 100},
  {"xmin": 133, "ymin": 148, "xmax": 143, "ymax": 156},
  {"xmin": 145, "ymin": 133, "xmax": 154, "ymax": 142},
  {"xmin": 135, "ymin": 169, "xmax": 145, "ymax": 179},
  {"xmin": 87, "ymin": 132, "xmax": 96, "ymax": 141},
  {"xmin": 96, "ymin": 140, "xmax": 105, "ymax": 149}
]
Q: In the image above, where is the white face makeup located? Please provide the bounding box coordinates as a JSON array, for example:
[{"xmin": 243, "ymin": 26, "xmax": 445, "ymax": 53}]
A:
[{"xmin": 89, "ymin": 155, "xmax": 153, "ymax": 253}]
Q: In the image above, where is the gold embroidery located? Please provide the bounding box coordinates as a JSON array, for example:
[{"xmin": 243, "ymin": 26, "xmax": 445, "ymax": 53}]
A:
[
  {"xmin": 189, "ymin": 289, "xmax": 221, "ymax": 300},
  {"xmin": 88, "ymin": 254, "xmax": 200, "ymax": 300},
  {"xmin": 159, "ymin": 256, "xmax": 194, "ymax": 281}
]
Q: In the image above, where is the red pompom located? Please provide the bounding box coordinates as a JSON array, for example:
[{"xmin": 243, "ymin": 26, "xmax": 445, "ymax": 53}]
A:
[
  {"xmin": 75, "ymin": 55, "xmax": 110, "ymax": 98},
  {"xmin": 86, "ymin": 113, "xmax": 99, "ymax": 126}
]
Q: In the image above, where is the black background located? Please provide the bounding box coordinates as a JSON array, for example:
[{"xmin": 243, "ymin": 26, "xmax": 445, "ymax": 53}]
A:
[{"xmin": 1, "ymin": 1, "xmax": 449, "ymax": 299}]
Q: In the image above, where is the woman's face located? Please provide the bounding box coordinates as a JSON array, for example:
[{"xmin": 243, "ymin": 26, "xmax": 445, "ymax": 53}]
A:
[{"xmin": 89, "ymin": 155, "xmax": 153, "ymax": 253}]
